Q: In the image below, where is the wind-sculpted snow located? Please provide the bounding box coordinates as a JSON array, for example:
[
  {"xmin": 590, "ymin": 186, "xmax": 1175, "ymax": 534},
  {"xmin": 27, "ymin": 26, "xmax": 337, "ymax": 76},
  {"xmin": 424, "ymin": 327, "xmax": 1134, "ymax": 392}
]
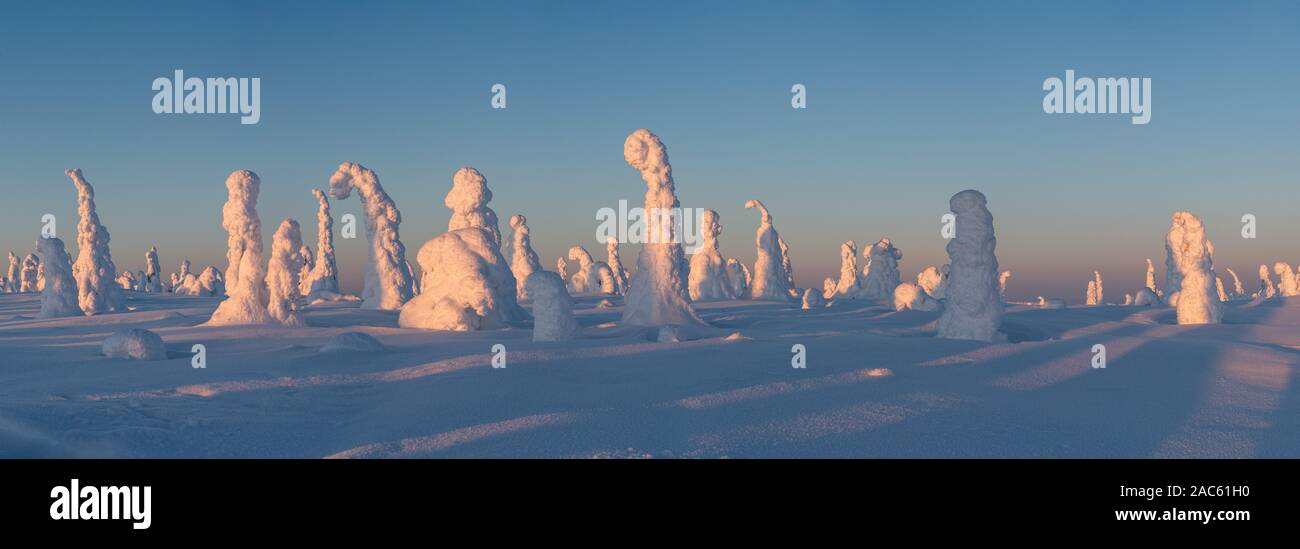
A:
[
  {"xmin": 937, "ymin": 190, "xmax": 1003, "ymax": 341},
  {"xmin": 67, "ymin": 169, "xmax": 125, "ymax": 314},
  {"xmin": 329, "ymin": 162, "xmax": 413, "ymax": 310},
  {"xmin": 620, "ymin": 129, "xmax": 705, "ymax": 327}
]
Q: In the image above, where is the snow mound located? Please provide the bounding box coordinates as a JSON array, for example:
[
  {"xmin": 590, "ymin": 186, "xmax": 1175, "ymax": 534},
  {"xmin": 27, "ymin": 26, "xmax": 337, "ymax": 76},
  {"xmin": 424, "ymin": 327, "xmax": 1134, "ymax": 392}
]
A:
[
  {"xmin": 1133, "ymin": 287, "xmax": 1159, "ymax": 306},
  {"xmin": 320, "ymin": 332, "xmax": 386, "ymax": 353},
  {"xmin": 399, "ymin": 227, "xmax": 528, "ymax": 331},
  {"xmin": 525, "ymin": 271, "xmax": 581, "ymax": 342},
  {"xmin": 102, "ymin": 329, "xmax": 167, "ymax": 361}
]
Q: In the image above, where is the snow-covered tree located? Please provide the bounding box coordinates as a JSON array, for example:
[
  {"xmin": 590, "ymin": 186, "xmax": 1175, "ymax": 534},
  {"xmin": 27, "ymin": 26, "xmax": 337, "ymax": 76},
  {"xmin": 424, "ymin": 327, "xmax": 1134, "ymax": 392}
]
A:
[
  {"xmin": 446, "ymin": 167, "xmax": 502, "ymax": 248},
  {"xmin": 726, "ymin": 258, "xmax": 751, "ymax": 300},
  {"xmin": 567, "ymin": 245, "xmax": 616, "ymax": 295},
  {"xmin": 267, "ymin": 219, "xmax": 307, "ymax": 327},
  {"xmin": 801, "ymin": 288, "xmax": 825, "ymax": 309},
  {"xmin": 1134, "ymin": 287, "xmax": 1159, "ymax": 306},
  {"xmin": 917, "ymin": 265, "xmax": 949, "ymax": 300},
  {"xmin": 297, "ymin": 243, "xmax": 314, "ymax": 296},
  {"xmin": 5, "ymin": 252, "xmax": 18, "ymax": 293},
  {"xmin": 1225, "ymin": 267, "xmax": 1245, "ymax": 299},
  {"xmin": 19, "ymin": 253, "xmax": 40, "ymax": 292},
  {"xmin": 745, "ymin": 198, "xmax": 796, "ymax": 302},
  {"xmin": 198, "ymin": 266, "xmax": 224, "ymax": 297},
  {"xmin": 508, "ymin": 215, "xmax": 543, "ymax": 300},
  {"xmin": 1123, "ymin": 293, "xmax": 1133, "ymax": 305},
  {"xmin": 1166, "ymin": 211, "xmax": 1220, "ymax": 324},
  {"xmin": 1273, "ymin": 262, "xmax": 1299, "ymax": 297},
  {"xmin": 688, "ymin": 209, "xmax": 734, "ymax": 301},
  {"xmin": 556, "ymin": 257, "xmax": 569, "ymax": 282},
  {"xmin": 1086, "ymin": 271, "xmax": 1104, "ymax": 305},
  {"xmin": 67, "ymin": 168, "xmax": 125, "ymax": 314},
  {"xmin": 861, "ymin": 238, "xmax": 902, "ymax": 300},
  {"xmin": 1086, "ymin": 280, "xmax": 1098, "ymax": 305},
  {"xmin": 1216, "ymin": 276, "xmax": 1229, "ymax": 302},
  {"xmin": 398, "ymin": 227, "xmax": 528, "ymax": 331},
  {"xmin": 606, "ymin": 237, "xmax": 629, "ymax": 296},
  {"xmin": 937, "ymin": 190, "xmax": 1002, "ymax": 341},
  {"xmin": 36, "ymin": 237, "xmax": 80, "ymax": 318},
  {"xmin": 619, "ymin": 129, "xmax": 706, "ymax": 326},
  {"xmin": 831, "ymin": 240, "xmax": 866, "ymax": 299},
  {"xmin": 1258, "ymin": 264, "xmax": 1277, "ymax": 299},
  {"xmin": 208, "ymin": 170, "xmax": 274, "ymax": 325},
  {"xmin": 894, "ymin": 282, "xmax": 941, "ymax": 311},
  {"xmin": 144, "ymin": 246, "xmax": 162, "ymax": 293},
  {"xmin": 328, "ymin": 162, "xmax": 413, "ymax": 310},
  {"xmin": 998, "ymin": 270, "xmax": 1012, "ymax": 299},
  {"xmin": 116, "ymin": 270, "xmax": 136, "ymax": 291},
  {"xmin": 525, "ymin": 271, "xmax": 580, "ymax": 341},
  {"xmin": 304, "ymin": 188, "xmax": 341, "ymax": 300},
  {"xmin": 1145, "ymin": 258, "xmax": 1158, "ymax": 294}
]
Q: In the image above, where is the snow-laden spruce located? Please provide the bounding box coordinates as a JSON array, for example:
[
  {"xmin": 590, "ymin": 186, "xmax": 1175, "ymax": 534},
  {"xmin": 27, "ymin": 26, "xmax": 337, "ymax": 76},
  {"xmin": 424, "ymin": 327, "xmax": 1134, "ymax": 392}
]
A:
[
  {"xmin": 197, "ymin": 266, "xmax": 224, "ymax": 297},
  {"xmin": 998, "ymin": 270, "xmax": 1012, "ymax": 299},
  {"xmin": 1166, "ymin": 211, "xmax": 1221, "ymax": 324},
  {"xmin": 619, "ymin": 129, "xmax": 705, "ymax": 327},
  {"xmin": 67, "ymin": 169, "xmax": 125, "ymax": 314},
  {"xmin": 556, "ymin": 257, "xmax": 569, "ymax": 282},
  {"xmin": 725, "ymin": 258, "xmax": 751, "ymax": 299},
  {"xmin": 831, "ymin": 240, "xmax": 866, "ymax": 299},
  {"xmin": 19, "ymin": 253, "xmax": 40, "ymax": 292},
  {"xmin": 144, "ymin": 246, "xmax": 162, "ymax": 293},
  {"xmin": 744, "ymin": 198, "xmax": 796, "ymax": 302},
  {"xmin": 860, "ymin": 238, "xmax": 902, "ymax": 300},
  {"xmin": 937, "ymin": 190, "xmax": 1003, "ymax": 341},
  {"xmin": 525, "ymin": 271, "xmax": 581, "ymax": 341},
  {"xmin": 1145, "ymin": 258, "xmax": 1158, "ymax": 295},
  {"xmin": 446, "ymin": 167, "xmax": 502, "ymax": 248},
  {"xmin": 567, "ymin": 245, "xmax": 616, "ymax": 295},
  {"xmin": 1273, "ymin": 262, "xmax": 1299, "ymax": 297},
  {"xmin": 37, "ymin": 237, "xmax": 80, "ymax": 318},
  {"xmin": 894, "ymin": 282, "xmax": 940, "ymax": 311},
  {"xmin": 508, "ymin": 215, "xmax": 544, "ymax": 301},
  {"xmin": 398, "ymin": 227, "xmax": 528, "ymax": 331},
  {"xmin": 208, "ymin": 170, "xmax": 274, "ymax": 325},
  {"xmin": 304, "ymin": 188, "xmax": 342, "ymax": 301},
  {"xmin": 688, "ymin": 209, "xmax": 734, "ymax": 301},
  {"xmin": 606, "ymin": 237, "xmax": 629, "ymax": 296},
  {"xmin": 328, "ymin": 162, "xmax": 413, "ymax": 310},
  {"xmin": 1216, "ymin": 276, "xmax": 1229, "ymax": 302},
  {"xmin": 5, "ymin": 252, "xmax": 18, "ymax": 293},
  {"xmin": 917, "ymin": 265, "xmax": 949, "ymax": 300},
  {"xmin": 267, "ymin": 219, "xmax": 307, "ymax": 327},
  {"xmin": 116, "ymin": 270, "xmax": 136, "ymax": 291},
  {"xmin": 822, "ymin": 277, "xmax": 836, "ymax": 299}
]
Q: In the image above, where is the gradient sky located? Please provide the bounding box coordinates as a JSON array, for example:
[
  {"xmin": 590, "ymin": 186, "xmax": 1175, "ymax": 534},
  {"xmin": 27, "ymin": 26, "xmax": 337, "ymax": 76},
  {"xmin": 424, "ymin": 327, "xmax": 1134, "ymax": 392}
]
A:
[{"xmin": 1, "ymin": 1, "xmax": 1298, "ymax": 301}]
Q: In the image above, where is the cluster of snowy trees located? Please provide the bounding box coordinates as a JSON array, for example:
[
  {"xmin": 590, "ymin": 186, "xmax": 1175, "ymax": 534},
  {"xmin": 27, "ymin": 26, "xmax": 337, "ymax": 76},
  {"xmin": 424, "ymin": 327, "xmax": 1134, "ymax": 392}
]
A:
[{"xmin": 17, "ymin": 132, "xmax": 1293, "ymax": 341}]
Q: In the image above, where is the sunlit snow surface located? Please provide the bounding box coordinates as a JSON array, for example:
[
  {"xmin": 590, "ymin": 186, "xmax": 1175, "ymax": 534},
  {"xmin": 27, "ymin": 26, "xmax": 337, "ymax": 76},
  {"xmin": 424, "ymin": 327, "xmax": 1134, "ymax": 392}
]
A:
[{"xmin": 2, "ymin": 291, "xmax": 1298, "ymax": 458}]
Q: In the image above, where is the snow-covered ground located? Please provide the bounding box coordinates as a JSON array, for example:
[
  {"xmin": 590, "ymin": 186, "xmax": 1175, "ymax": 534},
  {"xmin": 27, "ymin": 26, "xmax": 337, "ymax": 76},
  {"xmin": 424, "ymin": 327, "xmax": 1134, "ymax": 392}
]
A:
[{"xmin": 1, "ymin": 291, "xmax": 1298, "ymax": 458}]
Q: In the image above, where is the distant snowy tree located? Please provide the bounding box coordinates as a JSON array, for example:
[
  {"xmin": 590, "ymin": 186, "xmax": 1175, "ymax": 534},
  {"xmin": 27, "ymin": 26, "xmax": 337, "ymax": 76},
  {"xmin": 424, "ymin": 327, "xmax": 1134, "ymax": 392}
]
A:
[
  {"xmin": 1258, "ymin": 264, "xmax": 1277, "ymax": 299},
  {"xmin": 1273, "ymin": 262, "xmax": 1299, "ymax": 297},
  {"xmin": 998, "ymin": 270, "xmax": 1012, "ymax": 299},
  {"xmin": 525, "ymin": 271, "xmax": 580, "ymax": 341},
  {"xmin": 726, "ymin": 258, "xmax": 751, "ymax": 300},
  {"xmin": 509, "ymin": 215, "xmax": 544, "ymax": 301},
  {"xmin": 398, "ymin": 228, "xmax": 527, "ymax": 331},
  {"xmin": 606, "ymin": 237, "xmax": 630, "ymax": 296},
  {"xmin": 5, "ymin": 252, "xmax": 18, "ymax": 293},
  {"xmin": 861, "ymin": 238, "xmax": 902, "ymax": 300},
  {"xmin": 19, "ymin": 253, "xmax": 39, "ymax": 292},
  {"xmin": 304, "ymin": 189, "xmax": 341, "ymax": 301},
  {"xmin": 894, "ymin": 282, "xmax": 940, "ymax": 311},
  {"xmin": 1225, "ymin": 267, "xmax": 1245, "ymax": 299},
  {"xmin": 831, "ymin": 240, "xmax": 866, "ymax": 300},
  {"xmin": 144, "ymin": 246, "xmax": 162, "ymax": 293},
  {"xmin": 917, "ymin": 265, "xmax": 949, "ymax": 300},
  {"xmin": 446, "ymin": 167, "xmax": 502, "ymax": 248},
  {"xmin": 801, "ymin": 288, "xmax": 825, "ymax": 309},
  {"xmin": 568, "ymin": 245, "xmax": 616, "ymax": 295}
]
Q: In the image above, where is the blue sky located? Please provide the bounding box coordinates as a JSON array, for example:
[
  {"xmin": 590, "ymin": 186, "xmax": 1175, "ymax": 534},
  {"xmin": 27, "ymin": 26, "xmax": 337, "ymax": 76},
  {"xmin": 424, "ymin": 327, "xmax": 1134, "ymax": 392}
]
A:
[{"xmin": 1, "ymin": 1, "xmax": 1298, "ymax": 300}]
